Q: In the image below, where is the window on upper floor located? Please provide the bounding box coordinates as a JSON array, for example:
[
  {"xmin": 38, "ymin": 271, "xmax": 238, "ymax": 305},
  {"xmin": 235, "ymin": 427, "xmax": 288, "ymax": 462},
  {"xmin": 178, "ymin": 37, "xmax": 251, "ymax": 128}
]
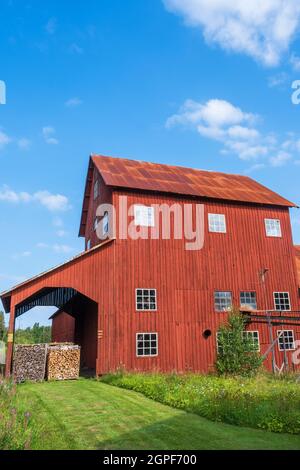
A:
[
  {"xmin": 93, "ymin": 179, "xmax": 99, "ymax": 200},
  {"xmin": 208, "ymin": 214, "xmax": 226, "ymax": 233},
  {"xmin": 265, "ymin": 219, "xmax": 282, "ymax": 237},
  {"xmin": 277, "ymin": 330, "xmax": 295, "ymax": 351},
  {"xmin": 274, "ymin": 292, "xmax": 291, "ymax": 311},
  {"xmin": 103, "ymin": 211, "xmax": 109, "ymax": 236},
  {"xmin": 136, "ymin": 333, "xmax": 158, "ymax": 357},
  {"xmin": 134, "ymin": 205, "xmax": 155, "ymax": 227},
  {"xmin": 240, "ymin": 292, "xmax": 257, "ymax": 310},
  {"xmin": 86, "ymin": 239, "xmax": 91, "ymax": 250},
  {"xmin": 214, "ymin": 291, "xmax": 232, "ymax": 312},
  {"xmin": 136, "ymin": 288, "xmax": 157, "ymax": 311}
]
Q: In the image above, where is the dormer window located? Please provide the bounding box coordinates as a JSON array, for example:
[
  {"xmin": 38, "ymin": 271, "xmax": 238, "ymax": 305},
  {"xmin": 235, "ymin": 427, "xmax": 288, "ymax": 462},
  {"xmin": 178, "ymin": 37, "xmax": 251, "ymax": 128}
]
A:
[
  {"xmin": 93, "ymin": 179, "xmax": 99, "ymax": 200},
  {"xmin": 94, "ymin": 217, "xmax": 99, "ymax": 231}
]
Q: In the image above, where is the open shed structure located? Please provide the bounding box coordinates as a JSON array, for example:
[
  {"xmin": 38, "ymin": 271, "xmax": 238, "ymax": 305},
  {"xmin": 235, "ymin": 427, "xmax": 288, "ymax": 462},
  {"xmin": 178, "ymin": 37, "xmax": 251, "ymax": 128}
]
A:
[{"xmin": 2, "ymin": 155, "xmax": 300, "ymax": 377}]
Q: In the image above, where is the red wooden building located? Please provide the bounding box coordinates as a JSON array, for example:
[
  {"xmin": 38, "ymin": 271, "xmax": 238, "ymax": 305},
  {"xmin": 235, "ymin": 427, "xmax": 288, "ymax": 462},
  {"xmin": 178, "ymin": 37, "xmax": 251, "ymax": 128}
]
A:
[{"xmin": 1, "ymin": 155, "xmax": 300, "ymax": 376}]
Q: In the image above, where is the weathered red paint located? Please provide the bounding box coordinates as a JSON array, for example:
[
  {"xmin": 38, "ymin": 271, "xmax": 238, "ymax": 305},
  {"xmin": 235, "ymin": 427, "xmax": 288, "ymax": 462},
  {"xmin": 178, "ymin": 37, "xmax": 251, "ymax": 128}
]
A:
[{"xmin": 2, "ymin": 156, "xmax": 300, "ymax": 376}]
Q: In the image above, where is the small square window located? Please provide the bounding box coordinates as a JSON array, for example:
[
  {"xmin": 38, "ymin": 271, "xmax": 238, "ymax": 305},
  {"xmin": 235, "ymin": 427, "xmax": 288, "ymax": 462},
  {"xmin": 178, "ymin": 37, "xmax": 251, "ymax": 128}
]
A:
[
  {"xmin": 136, "ymin": 289, "xmax": 157, "ymax": 311},
  {"xmin": 274, "ymin": 292, "xmax": 291, "ymax": 311},
  {"xmin": 240, "ymin": 292, "xmax": 257, "ymax": 310},
  {"xmin": 265, "ymin": 219, "xmax": 281, "ymax": 237},
  {"xmin": 214, "ymin": 291, "xmax": 232, "ymax": 312},
  {"xmin": 208, "ymin": 214, "xmax": 226, "ymax": 233},
  {"xmin": 277, "ymin": 330, "xmax": 295, "ymax": 351},
  {"xmin": 136, "ymin": 333, "xmax": 158, "ymax": 357},
  {"xmin": 134, "ymin": 205, "xmax": 155, "ymax": 227}
]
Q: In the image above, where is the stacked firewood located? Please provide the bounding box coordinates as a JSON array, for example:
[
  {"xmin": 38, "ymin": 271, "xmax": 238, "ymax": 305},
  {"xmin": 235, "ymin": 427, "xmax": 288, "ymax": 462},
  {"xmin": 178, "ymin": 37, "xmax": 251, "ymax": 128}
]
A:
[
  {"xmin": 13, "ymin": 344, "xmax": 47, "ymax": 383},
  {"xmin": 47, "ymin": 345, "xmax": 80, "ymax": 381}
]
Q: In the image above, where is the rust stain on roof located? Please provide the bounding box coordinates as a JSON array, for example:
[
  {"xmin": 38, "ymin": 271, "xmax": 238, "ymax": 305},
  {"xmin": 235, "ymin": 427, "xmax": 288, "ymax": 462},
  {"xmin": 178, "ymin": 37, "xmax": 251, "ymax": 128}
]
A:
[{"xmin": 91, "ymin": 154, "xmax": 296, "ymax": 207}]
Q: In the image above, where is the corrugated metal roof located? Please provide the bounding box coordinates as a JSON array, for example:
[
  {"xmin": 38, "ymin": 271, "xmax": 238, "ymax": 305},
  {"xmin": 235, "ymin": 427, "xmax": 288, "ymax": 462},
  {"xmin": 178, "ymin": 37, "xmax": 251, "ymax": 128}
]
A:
[{"xmin": 91, "ymin": 154, "xmax": 296, "ymax": 207}]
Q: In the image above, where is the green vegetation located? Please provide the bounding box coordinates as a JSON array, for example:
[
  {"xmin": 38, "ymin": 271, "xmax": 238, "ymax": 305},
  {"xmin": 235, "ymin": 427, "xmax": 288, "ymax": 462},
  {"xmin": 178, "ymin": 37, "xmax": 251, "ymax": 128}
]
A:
[
  {"xmin": 9, "ymin": 379, "xmax": 299, "ymax": 450},
  {"xmin": 216, "ymin": 310, "xmax": 262, "ymax": 376},
  {"xmin": 0, "ymin": 311, "xmax": 6, "ymax": 342},
  {"xmin": 15, "ymin": 323, "xmax": 51, "ymax": 345},
  {"xmin": 102, "ymin": 373, "xmax": 300, "ymax": 435},
  {"xmin": 0, "ymin": 378, "xmax": 33, "ymax": 450}
]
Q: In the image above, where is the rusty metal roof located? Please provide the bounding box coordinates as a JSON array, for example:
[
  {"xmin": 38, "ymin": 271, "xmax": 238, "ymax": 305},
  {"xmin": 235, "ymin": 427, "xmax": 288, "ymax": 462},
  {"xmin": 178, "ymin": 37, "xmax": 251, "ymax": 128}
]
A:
[
  {"xmin": 92, "ymin": 154, "xmax": 296, "ymax": 206},
  {"xmin": 79, "ymin": 154, "xmax": 297, "ymax": 236}
]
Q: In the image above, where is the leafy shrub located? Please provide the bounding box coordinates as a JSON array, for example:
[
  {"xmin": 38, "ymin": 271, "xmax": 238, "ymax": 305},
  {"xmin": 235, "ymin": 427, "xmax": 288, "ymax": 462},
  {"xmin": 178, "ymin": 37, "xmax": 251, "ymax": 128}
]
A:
[
  {"xmin": 216, "ymin": 310, "xmax": 263, "ymax": 377},
  {"xmin": 0, "ymin": 378, "xmax": 32, "ymax": 449},
  {"xmin": 101, "ymin": 373, "xmax": 300, "ymax": 434}
]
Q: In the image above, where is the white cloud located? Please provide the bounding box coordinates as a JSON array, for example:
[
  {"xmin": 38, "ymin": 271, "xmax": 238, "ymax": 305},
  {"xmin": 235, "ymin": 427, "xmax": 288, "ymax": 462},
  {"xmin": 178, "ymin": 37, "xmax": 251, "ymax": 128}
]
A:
[
  {"xmin": 18, "ymin": 138, "xmax": 31, "ymax": 150},
  {"xmin": 37, "ymin": 242, "xmax": 49, "ymax": 249},
  {"xmin": 12, "ymin": 251, "xmax": 32, "ymax": 260},
  {"xmin": 269, "ymin": 151, "xmax": 292, "ymax": 167},
  {"xmin": 0, "ymin": 130, "xmax": 12, "ymax": 149},
  {"xmin": 52, "ymin": 216, "xmax": 64, "ymax": 227},
  {"xmin": 268, "ymin": 72, "xmax": 289, "ymax": 88},
  {"xmin": 69, "ymin": 43, "xmax": 84, "ymax": 54},
  {"xmin": 65, "ymin": 97, "xmax": 83, "ymax": 108},
  {"xmin": 245, "ymin": 163, "xmax": 266, "ymax": 174},
  {"xmin": 166, "ymin": 99, "xmax": 255, "ymax": 130},
  {"xmin": 0, "ymin": 186, "xmax": 70, "ymax": 212},
  {"xmin": 53, "ymin": 244, "xmax": 73, "ymax": 254},
  {"xmin": 290, "ymin": 52, "xmax": 300, "ymax": 70},
  {"xmin": 56, "ymin": 229, "xmax": 68, "ymax": 237},
  {"xmin": 167, "ymin": 97, "xmax": 300, "ymax": 168},
  {"xmin": 42, "ymin": 126, "xmax": 59, "ymax": 145},
  {"xmin": 45, "ymin": 17, "xmax": 57, "ymax": 35},
  {"xmin": 163, "ymin": 0, "xmax": 300, "ymax": 66}
]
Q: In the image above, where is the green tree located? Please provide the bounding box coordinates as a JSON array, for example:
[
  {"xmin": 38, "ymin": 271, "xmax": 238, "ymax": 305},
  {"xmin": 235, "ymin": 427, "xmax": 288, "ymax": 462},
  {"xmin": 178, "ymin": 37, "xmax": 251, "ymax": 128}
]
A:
[
  {"xmin": 216, "ymin": 309, "xmax": 262, "ymax": 377},
  {"xmin": 0, "ymin": 311, "xmax": 6, "ymax": 341}
]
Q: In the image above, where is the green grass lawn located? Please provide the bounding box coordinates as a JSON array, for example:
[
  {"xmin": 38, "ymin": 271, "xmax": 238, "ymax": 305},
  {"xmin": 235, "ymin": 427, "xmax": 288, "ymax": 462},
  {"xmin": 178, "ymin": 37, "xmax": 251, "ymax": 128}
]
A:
[{"xmin": 17, "ymin": 379, "xmax": 300, "ymax": 450}]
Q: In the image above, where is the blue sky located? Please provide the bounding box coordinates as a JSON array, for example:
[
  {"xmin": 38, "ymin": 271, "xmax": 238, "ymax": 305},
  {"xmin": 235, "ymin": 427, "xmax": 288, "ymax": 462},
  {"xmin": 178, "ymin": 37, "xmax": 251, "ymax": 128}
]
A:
[{"xmin": 1, "ymin": 0, "xmax": 300, "ymax": 327}]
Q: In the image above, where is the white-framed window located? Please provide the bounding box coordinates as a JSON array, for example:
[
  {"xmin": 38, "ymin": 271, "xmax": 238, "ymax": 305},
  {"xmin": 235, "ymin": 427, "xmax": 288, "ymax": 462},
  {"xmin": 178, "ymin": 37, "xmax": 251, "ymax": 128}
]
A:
[
  {"xmin": 208, "ymin": 213, "xmax": 226, "ymax": 233},
  {"xmin": 243, "ymin": 331, "xmax": 260, "ymax": 352},
  {"xmin": 86, "ymin": 239, "xmax": 91, "ymax": 250},
  {"xmin": 217, "ymin": 331, "xmax": 260, "ymax": 353},
  {"xmin": 94, "ymin": 217, "xmax": 99, "ymax": 231},
  {"xmin": 103, "ymin": 212, "xmax": 109, "ymax": 236},
  {"xmin": 265, "ymin": 219, "xmax": 282, "ymax": 237},
  {"xmin": 136, "ymin": 289, "xmax": 157, "ymax": 311},
  {"xmin": 240, "ymin": 292, "xmax": 257, "ymax": 310},
  {"xmin": 274, "ymin": 292, "xmax": 291, "ymax": 311},
  {"xmin": 134, "ymin": 205, "xmax": 155, "ymax": 227},
  {"xmin": 136, "ymin": 333, "xmax": 158, "ymax": 357},
  {"xmin": 93, "ymin": 179, "xmax": 99, "ymax": 200},
  {"xmin": 214, "ymin": 291, "xmax": 232, "ymax": 311},
  {"xmin": 277, "ymin": 330, "xmax": 295, "ymax": 351}
]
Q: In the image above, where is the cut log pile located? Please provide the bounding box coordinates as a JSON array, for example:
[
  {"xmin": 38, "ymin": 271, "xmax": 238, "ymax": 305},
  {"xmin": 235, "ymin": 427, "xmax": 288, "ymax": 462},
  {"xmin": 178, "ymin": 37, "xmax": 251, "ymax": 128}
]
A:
[
  {"xmin": 13, "ymin": 343, "xmax": 81, "ymax": 383},
  {"xmin": 13, "ymin": 344, "xmax": 47, "ymax": 383},
  {"xmin": 47, "ymin": 345, "xmax": 81, "ymax": 381}
]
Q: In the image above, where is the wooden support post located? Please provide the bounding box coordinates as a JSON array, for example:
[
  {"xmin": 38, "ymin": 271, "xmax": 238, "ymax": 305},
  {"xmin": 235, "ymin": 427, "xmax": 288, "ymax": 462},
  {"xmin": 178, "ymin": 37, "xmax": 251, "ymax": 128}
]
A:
[{"xmin": 5, "ymin": 303, "xmax": 16, "ymax": 378}]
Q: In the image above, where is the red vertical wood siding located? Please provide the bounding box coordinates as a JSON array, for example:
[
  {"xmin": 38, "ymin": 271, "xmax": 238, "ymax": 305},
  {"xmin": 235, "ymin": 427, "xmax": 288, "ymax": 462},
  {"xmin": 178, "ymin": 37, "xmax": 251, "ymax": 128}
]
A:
[
  {"xmin": 51, "ymin": 312, "xmax": 75, "ymax": 343},
  {"xmin": 4, "ymin": 176, "xmax": 300, "ymax": 375}
]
